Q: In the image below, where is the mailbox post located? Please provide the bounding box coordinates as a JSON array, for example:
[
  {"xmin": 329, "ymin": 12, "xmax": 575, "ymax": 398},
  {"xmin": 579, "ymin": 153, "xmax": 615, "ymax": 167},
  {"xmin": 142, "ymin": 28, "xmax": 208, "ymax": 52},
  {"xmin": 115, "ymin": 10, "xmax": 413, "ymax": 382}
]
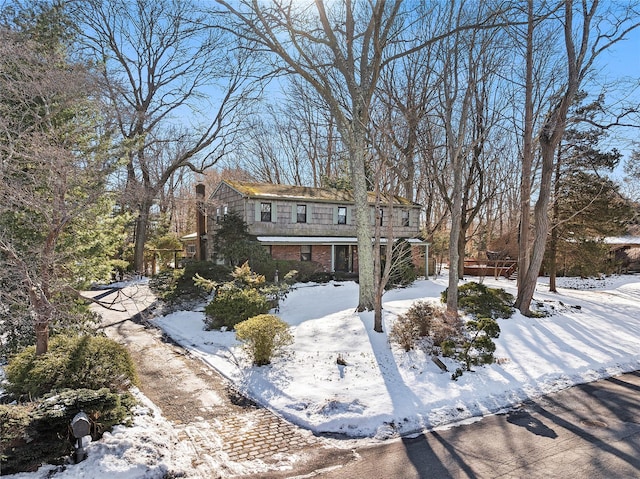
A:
[{"xmin": 71, "ymin": 412, "xmax": 91, "ymax": 463}]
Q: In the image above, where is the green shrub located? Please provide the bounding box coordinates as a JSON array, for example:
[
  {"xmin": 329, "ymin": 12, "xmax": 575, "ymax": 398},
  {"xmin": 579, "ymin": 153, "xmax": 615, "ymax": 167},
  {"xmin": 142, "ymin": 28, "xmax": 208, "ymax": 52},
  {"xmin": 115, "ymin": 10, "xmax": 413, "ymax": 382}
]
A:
[
  {"xmin": 252, "ymin": 257, "xmax": 326, "ymax": 283},
  {"xmin": 4, "ymin": 335, "xmax": 138, "ymax": 399},
  {"xmin": 441, "ymin": 281, "xmax": 514, "ymax": 319},
  {"xmin": 387, "ymin": 239, "xmax": 417, "ymax": 287},
  {"xmin": 442, "ymin": 317, "xmax": 501, "ymax": 377},
  {"xmin": 150, "ymin": 261, "xmax": 231, "ymax": 304},
  {"xmin": 0, "ymin": 388, "xmax": 134, "ymax": 474},
  {"xmin": 235, "ymin": 314, "xmax": 293, "ymax": 366},
  {"xmin": 204, "ymin": 287, "xmax": 271, "ymax": 330}
]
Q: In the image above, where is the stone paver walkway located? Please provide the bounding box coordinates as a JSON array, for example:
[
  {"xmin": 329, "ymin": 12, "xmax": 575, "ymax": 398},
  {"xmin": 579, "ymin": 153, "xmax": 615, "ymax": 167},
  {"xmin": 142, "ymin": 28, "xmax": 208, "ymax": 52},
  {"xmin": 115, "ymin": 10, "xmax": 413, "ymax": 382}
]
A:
[{"xmin": 85, "ymin": 283, "xmax": 353, "ymax": 478}]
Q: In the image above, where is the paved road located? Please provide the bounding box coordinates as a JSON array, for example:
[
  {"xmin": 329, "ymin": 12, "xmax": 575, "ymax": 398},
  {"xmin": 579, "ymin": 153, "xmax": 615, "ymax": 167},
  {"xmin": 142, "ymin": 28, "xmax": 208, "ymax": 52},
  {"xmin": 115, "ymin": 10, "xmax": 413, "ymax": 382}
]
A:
[{"xmin": 310, "ymin": 371, "xmax": 640, "ymax": 479}]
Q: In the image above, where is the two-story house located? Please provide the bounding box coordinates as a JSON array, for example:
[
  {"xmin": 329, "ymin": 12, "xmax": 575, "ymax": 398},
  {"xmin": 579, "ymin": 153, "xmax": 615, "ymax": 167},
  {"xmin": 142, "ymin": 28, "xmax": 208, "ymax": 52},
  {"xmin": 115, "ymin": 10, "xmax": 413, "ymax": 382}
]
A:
[{"xmin": 200, "ymin": 180, "xmax": 427, "ymax": 274}]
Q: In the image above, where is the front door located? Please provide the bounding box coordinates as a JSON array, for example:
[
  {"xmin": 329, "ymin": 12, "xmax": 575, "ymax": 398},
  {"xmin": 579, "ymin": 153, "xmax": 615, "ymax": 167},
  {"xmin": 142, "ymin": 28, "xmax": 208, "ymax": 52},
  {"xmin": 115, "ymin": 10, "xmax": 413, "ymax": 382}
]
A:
[{"xmin": 334, "ymin": 245, "xmax": 350, "ymax": 272}]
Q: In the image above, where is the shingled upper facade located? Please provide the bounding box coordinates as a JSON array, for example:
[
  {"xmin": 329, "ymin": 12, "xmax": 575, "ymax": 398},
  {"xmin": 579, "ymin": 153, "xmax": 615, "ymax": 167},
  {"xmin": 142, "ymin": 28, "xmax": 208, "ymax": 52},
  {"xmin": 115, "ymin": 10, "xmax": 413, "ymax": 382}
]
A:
[{"xmin": 199, "ymin": 180, "xmax": 426, "ymax": 274}]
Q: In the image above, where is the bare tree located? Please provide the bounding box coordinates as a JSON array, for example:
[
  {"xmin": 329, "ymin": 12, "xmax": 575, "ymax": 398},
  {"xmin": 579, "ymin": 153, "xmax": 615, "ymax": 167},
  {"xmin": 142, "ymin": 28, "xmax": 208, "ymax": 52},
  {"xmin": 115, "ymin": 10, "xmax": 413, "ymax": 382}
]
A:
[
  {"xmin": 214, "ymin": 0, "xmax": 412, "ymax": 311},
  {"xmin": 515, "ymin": 0, "xmax": 640, "ymax": 314},
  {"xmin": 214, "ymin": 0, "xmax": 511, "ymax": 313},
  {"xmin": 75, "ymin": 0, "xmax": 255, "ymax": 273}
]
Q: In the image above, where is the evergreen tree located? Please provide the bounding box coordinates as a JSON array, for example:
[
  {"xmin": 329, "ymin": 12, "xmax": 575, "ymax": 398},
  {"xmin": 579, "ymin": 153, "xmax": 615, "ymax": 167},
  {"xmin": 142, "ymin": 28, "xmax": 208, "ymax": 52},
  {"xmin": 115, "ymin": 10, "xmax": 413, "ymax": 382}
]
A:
[
  {"xmin": 547, "ymin": 94, "xmax": 634, "ymax": 288},
  {"xmin": 0, "ymin": 2, "xmax": 120, "ymax": 355},
  {"xmin": 213, "ymin": 213, "xmax": 268, "ymax": 268}
]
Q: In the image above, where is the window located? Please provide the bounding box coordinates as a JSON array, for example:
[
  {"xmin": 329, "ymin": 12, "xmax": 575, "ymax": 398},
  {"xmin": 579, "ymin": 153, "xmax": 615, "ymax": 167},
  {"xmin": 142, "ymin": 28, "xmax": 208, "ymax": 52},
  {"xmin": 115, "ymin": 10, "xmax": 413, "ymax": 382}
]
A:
[
  {"xmin": 261, "ymin": 202, "xmax": 272, "ymax": 222},
  {"xmin": 223, "ymin": 205, "xmax": 228, "ymax": 219},
  {"xmin": 297, "ymin": 204, "xmax": 307, "ymax": 223},
  {"xmin": 402, "ymin": 210, "xmax": 410, "ymax": 227},
  {"xmin": 216, "ymin": 207, "xmax": 221, "ymax": 224},
  {"xmin": 379, "ymin": 208, "xmax": 384, "ymax": 226},
  {"xmin": 186, "ymin": 244, "xmax": 196, "ymax": 256},
  {"xmin": 300, "ymin": 244, "xmax": 311, "ymax": 261},
  {"xmin": 337, "ymin": 206, "xmax": 347, "ymax": 225}
]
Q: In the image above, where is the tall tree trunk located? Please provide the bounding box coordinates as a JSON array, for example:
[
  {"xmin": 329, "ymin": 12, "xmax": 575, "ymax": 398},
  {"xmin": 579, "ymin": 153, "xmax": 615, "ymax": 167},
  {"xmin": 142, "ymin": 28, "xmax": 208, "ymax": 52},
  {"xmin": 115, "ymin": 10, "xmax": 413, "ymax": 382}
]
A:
[
  {"xmin": 447, "ymin": 154, "xmax": 463, "ymax": 316},
  {"xmin": 517, "ymin": 0, "xmax": 535, "ymax": 300},
  {"xmin": 458, "ymin": 228, "xmax": 466, "ymax": 279},
  {"xmin": 133, "ymin": 203, "xmax": 150, "ymax": 274},
  {"xmin": 351, "ymin": 122, "xmax": 375, "ymax": 312},
  {"xmin": 517, "ymin": 139, "xmax": 555, "ymax": 313}
]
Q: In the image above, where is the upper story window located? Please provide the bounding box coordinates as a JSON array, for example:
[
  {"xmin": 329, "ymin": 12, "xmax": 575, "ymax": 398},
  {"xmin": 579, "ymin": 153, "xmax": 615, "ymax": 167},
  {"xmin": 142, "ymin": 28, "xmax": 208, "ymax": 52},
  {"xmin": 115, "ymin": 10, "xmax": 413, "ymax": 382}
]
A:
[
  {"xmin": 223, "ymin": 205, "xmax": 228, "ymax": 218},
  {"xmin": 402, "ymin": 209, "xmax": 410, "ymax": 227},
  {"xmin": 216, "ymin": 207, "xmax": 221, "ymax": 223},
  {"xmin": 300, "ymin": 244, "xmax": 311, "ymax": 261},
  {"xmin": 297, "ymin": 204, "xmax": 307, "ymax": 223},
  {"xmin": 337, "ymin": 206, "xmax": 347, "ymax": 225},
  {"xmin": 261, "ymin": 202, "xmax": 272, "ymax": 222},
  {"xmin": 378, "ymin": 208, "xmax": 384, "ymax": 226}
]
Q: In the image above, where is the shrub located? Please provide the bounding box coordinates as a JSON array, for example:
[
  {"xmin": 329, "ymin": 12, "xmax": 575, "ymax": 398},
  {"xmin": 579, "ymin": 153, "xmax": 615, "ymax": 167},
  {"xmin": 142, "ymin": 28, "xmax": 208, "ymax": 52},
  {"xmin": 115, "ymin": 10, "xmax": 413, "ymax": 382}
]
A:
[
  {"xmin": 150, "ymin": 261, "xmax": 231, "ymax": 305},
  {"xmin": 204, "ymin": 287, "xmax": 271, "ymax": 330},
  {"xmin": 0, "ymin": 388, "xmax": 134, "ymax": 474},
  {"xmin": 441, "ymin": 281, "xmax": 514, "ymax": 319},
  {"xmin": 389, "ymin": 301, "xmax": 454, "ymax": 352},
  {"xmin": 390, "ymin": 313, "xmax": 418, "ymax": 352},
  {"xmin": 441, "ymin": 317, "xmax": 501, "ymax": 376},
  {"xmin": 4, "ymin": 335, "xmax": 138, "ymax": 399},
  {"xmin": 387, "ymin": 239, "xmax": 417, "ymax": 287},
  {"xmin": 252, "ymin": 257, "xmax": 327, "ymax": 283},
  {"xmin": 235, "ymin": 314, "xmax": 293, "ymax": 366}
]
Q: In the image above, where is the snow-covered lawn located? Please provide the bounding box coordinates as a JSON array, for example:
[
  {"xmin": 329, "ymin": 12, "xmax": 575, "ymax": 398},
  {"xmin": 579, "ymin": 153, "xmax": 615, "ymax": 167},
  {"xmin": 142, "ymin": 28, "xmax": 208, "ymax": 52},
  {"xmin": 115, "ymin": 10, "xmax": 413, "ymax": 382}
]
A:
[
  {"xmin": 4, "ymin": 274, "xmax": 640, "ymax": 478},
  {"xmin": 154, "ymin": 274, "xmax": 640, "ymax": 439}
]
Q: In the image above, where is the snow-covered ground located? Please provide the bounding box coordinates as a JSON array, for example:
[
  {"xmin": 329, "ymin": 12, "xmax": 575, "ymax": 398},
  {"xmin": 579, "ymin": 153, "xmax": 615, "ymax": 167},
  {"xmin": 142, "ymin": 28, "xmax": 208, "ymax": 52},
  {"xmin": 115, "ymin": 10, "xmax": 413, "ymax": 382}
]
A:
[
  {"xmin": 4, "ymin": 273, "xmax": 640, "ymax": 478},
  {"xmin": 154, "ymin": 274, "xmax": 640, "ymax": 439}
]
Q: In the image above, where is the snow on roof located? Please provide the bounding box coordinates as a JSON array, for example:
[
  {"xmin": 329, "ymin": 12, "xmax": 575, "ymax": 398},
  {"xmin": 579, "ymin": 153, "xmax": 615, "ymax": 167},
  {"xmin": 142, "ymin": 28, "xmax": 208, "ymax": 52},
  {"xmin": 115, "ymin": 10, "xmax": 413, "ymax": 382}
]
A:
[{"xmin": 602, "ymin": 236, "xmax": 640, "ymax": 245}]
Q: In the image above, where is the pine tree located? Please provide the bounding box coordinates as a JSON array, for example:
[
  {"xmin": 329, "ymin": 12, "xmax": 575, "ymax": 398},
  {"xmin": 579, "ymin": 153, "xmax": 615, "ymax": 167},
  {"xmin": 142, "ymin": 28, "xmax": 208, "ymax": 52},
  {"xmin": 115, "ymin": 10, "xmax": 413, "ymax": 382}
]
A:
[
  {"xmin": 0, "ymin": 2, "xmax": 120, "ymax": 355},
  {"xmin": 547, "ymin": 94, "xmax": 634, "ymax": 288}
]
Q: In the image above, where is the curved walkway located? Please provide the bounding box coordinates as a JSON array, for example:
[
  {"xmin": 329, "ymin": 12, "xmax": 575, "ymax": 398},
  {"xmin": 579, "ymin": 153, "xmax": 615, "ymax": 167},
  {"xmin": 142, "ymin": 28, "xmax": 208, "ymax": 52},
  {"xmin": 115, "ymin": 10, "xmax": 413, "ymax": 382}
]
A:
[{"xmin": 85, "ymin": 284, "xmax": 354, "ymax": 478}]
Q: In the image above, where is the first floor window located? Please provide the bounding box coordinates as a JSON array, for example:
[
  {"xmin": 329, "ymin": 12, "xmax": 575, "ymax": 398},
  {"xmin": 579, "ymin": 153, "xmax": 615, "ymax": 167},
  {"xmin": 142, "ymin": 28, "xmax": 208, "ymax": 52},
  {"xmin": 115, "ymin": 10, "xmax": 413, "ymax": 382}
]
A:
[
  {"xmin": 261, "ymin": 202, "xmax": 272, "ymax": 222},
  {"xmin": 301, "ymin": 244, "xmax": 311, "ymax": 261}
]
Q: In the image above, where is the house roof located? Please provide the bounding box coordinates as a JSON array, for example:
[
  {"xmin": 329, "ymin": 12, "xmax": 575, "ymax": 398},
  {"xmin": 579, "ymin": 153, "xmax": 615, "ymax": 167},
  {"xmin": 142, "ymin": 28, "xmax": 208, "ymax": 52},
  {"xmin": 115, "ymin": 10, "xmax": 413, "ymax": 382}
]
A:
[
  {"xmin": 219, "ymin": 180, "xmax": 421, "ymax": 207},
  {"xmin": 256, "ymin": 236, "xmax": 429, "ymax": 245}
]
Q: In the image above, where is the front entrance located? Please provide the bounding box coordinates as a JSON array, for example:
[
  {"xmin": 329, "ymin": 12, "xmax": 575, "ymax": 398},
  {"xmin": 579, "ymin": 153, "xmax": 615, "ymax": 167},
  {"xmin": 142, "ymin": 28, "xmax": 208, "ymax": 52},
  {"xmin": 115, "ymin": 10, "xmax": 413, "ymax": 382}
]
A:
[{"xmin": 334, "ymin": 245, "xmax": 353, "ymax": 272}]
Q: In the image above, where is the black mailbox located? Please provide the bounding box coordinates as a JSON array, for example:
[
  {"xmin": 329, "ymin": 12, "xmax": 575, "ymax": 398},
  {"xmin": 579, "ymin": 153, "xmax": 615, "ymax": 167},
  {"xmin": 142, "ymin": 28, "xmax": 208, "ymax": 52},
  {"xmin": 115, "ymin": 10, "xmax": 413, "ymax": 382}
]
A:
[{"xmin": 71, "ymin": 411, "xmax": 91, "ymax": 439}]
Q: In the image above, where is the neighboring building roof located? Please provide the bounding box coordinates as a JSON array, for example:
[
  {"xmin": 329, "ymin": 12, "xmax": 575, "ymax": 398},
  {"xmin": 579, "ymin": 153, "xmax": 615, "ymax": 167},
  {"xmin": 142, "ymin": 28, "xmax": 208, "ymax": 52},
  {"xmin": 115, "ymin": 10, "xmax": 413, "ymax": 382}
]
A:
[
  {"xmin": 603, "ymin": 236, "xmax": 640, "ymax": 246},
  {"xmin": 216, "ymin": 180, "xmax": 421, "ymax": 207},
  {"xmin": 180, "ymin": 232, "xmax": 197, "ymax": 241}
]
